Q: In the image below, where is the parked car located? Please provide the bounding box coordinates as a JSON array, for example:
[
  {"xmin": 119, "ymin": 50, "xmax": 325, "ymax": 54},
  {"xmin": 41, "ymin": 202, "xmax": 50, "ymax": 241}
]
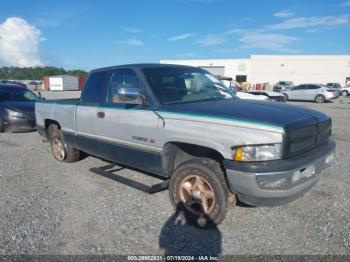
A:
[
  {"xmin": 246, "ymin": 90, "xmax": 286, "ymax": 102},
  {"xmin": 217, "ymin": 77, "xmax": 269, "ymax": 101},
  {"xmin": 339, "ymin": 85, "xmax": 350, "ymax": 96},
  {"xmin": 282, "ymin": 84, "xmax": 338, "ymax": 103},
  {"xmin": 326, "ymin": 83, "xmax": 341, "ymax": 89},
  {"xmin": 227, "ymin": 86, "xmax": 269, "ymax": 101},
  {"xmin": 36, "ymin": 64, "xmax": 335, "ymax": 227},
  {"xmin": 0, "ymin": 84, "xmax": 39, "ymax": 132},
  {"xmin": 273, "ymin": 81, "xmax": 294, "ymax": 92}
]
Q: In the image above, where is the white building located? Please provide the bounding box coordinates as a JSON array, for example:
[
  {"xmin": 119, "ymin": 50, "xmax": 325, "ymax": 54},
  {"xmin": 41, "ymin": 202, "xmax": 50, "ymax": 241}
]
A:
[
  {"xmin": 161, "ymin": 55, "xmax": 350, "ymax": 86},
  {"xmin": 48, "ymin": 75, "xmax": 79, "ymax": 91}
]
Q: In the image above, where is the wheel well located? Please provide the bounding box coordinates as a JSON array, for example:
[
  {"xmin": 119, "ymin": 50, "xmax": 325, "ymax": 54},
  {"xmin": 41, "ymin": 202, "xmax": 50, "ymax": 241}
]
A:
[
  {"xmin": 44, "ymin": 119, "xmax": 61, "ymax": 137},
  {"xmin": 161, "ymin": 142, "xmax": 224, "ymax": 177},
  {"xmin": 315, "ymin": 94, "xmax": 325, "ymax": 100}
]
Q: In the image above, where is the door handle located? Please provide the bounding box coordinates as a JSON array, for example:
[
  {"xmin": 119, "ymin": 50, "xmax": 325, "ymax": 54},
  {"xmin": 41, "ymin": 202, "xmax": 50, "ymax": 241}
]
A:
[{"xmin": 97, "ymin": 111, "xmax": 105, "ymax": 119}]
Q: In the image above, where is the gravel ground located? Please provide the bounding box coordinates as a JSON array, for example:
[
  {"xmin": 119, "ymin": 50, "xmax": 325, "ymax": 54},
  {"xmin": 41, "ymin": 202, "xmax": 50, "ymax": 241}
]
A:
[{"xmin": 0, "ymin": 92, "xmax": 349, "ymax": 256}]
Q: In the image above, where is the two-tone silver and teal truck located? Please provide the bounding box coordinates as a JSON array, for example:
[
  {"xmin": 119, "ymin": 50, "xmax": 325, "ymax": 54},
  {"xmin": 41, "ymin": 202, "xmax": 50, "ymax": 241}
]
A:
[{"xmin": 36, "ymin": 64, "xmax": 335, "ymax": 227}]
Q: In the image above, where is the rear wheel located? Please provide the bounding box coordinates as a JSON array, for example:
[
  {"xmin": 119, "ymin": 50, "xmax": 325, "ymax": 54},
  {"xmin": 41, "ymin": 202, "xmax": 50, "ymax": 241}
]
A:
[
  {"xmin": 342, "ymin": 90, "xmax": 348, "ymax": 96},
  {"xmin": 48, "ymin": 124, "xmax": 80, "ymax": 163},
  {"xmin": 169, "ymin": 158, "xmax": 232, "ymax": 228},
  {"xmin": 315, "ymin": 94, "xmax": 326, "ymax": 103}
]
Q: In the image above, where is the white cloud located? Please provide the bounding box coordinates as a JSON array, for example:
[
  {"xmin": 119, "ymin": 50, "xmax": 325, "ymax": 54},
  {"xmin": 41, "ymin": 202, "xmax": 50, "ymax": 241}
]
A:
[
  {"xmin": 123, "ymin": 27, "xmax": 142, "ymax": 33},
  {"xmin": 196, "ymin": 34, "xmax": 225, "ymax": 46},
  {"xmin": 266, "ymin": 15, "xmax": 350, "ymax": 30},
  {"xmin": 274, "ymin": 10, "xmax": 294, "ymax": 18},
  {"xmin": 238, "ymin": 32, "xmax": 299, "ymax": 53},
  {"xmin": 118, "ymin": 39, "xmax": 144, "ymax": 46},
  {"xmin": 340, "ymin": 1, "xmax": 350, "ymax": 7},
  {"xmin": 168, "ymin": 33, "xmax": 194, "ymax": 41},
  {"xmin": 0, "ymin": 17, "xmax": 44, "ymax": 67}
]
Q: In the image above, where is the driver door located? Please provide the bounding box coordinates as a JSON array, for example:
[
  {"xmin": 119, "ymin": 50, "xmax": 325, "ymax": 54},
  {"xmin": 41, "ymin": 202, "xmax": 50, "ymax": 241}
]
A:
[{"xmin": 95, "ymin": 68, "xmax": 162, "ymax": 174}]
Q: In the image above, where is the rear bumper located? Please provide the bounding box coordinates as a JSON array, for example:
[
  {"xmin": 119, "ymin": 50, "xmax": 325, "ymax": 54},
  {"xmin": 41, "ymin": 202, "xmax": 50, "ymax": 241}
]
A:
[
  {"xmin": 223, "ymin": 139, "xmax": 335, "ymax": 206},
  {"xmin": 3, "ymin": 116, "xmax": 36, "ymax": 132}
]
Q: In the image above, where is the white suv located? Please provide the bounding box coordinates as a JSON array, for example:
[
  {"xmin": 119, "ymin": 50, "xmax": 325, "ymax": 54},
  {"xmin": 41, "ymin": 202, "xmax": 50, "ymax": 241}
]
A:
[{"xmin": 283, "ymin": 84, "xmax": 338, "ymax": 103}]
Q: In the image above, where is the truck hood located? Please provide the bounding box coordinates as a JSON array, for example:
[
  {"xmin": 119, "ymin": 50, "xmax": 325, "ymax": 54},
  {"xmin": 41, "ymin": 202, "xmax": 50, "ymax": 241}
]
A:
[{"xmin": 159, "ymin": 99, "xmax": 329, "ymax": 129}]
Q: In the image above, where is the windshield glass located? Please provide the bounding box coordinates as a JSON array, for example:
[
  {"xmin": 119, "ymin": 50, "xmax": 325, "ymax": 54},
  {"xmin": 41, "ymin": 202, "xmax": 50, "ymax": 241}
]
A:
[
  {"xmin": 12, "ymin": 88, "xmax": 39, "ymax": 101},
  {"xmin": 143, "ymin": 67, "xmax": 236, "ymax": 104}
]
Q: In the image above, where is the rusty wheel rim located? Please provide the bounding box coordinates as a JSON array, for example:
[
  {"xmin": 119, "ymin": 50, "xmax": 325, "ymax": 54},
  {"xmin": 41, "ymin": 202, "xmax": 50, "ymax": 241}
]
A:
[
  {"xmin": 52, "ymin": 138, "xmax": 65, "ymax": 161},
  {"xmin": 179, "ymin": 174, "xmax": 216, "ymax": 216}
]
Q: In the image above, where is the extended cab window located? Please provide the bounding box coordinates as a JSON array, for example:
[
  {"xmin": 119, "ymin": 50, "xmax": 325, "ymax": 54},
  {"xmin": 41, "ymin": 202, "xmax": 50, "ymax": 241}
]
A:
[
  {"xmin": 106, "ymin": 69, "xmax": 140, "ymax": 104},
  {"xmin": 81, "ymin": 71, "xmax": 108, "ymax": 103}
]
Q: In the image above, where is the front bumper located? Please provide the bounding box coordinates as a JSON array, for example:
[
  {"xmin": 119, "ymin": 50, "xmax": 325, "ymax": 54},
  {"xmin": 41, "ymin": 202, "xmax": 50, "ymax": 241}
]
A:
[
  {"xmin": 3, "ymin": 116, "xmax": 36, "ymax": 132},
  {"xmin": 223, "ymin": 139, "xmax": 335, "ymax": 206}
]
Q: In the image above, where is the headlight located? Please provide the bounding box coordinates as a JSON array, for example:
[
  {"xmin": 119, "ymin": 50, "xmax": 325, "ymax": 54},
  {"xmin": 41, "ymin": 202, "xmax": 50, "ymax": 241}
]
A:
[
  {"xmin": 233, "ymin": 144, "xmax": 282, "ymax": 161},
  {"xmin": 5, "ymin": 109, "xmax": 25, "ymax": 119}
]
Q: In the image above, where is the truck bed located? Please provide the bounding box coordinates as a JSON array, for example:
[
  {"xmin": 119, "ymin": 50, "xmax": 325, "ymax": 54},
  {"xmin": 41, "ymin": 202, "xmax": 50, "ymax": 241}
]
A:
[{"xmin": 35, "ymin": 99, "xmax": 79, "ymax": 133}]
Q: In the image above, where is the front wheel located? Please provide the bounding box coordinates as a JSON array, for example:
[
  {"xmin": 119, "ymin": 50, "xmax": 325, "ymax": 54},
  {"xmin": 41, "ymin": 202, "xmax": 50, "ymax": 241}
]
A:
[
  {"xmin": 315, "ymin": 94, "xmax": 326, "ymax": 103},
  {"xmin": 48, "ymin": 124, "xmax": 81, "ymax": 163},
  {"xmin": 169, "ymin": 158, "xmax": 232, "ymax": 228},
  {"xmin": 342, "ymin": 90, "xmax": 348, "ymax": 96},
  {"xmin": 282, "ymin": 93, "xmax": 289, "ymax": 101}
]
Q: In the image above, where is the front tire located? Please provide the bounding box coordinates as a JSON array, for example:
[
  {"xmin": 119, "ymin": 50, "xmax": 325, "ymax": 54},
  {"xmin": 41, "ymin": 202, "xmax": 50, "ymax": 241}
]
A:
[
  {"xmin": 48, "ymin": 124, "xmax": 81, "ymax": 163},
  {"xmin": 342, "ymin": 90, "xmax": 348, "ymax": 96},
  {"xmin": 169, "ymin": 158, "xmax": 231, "ymax": 228},
  {"xmin": 282, "ymin": 93, "xmax": 289, "ymax": 101},
  {"xmin": 315, "ymin": 94, "xmax": 326, "ymax": 103}
]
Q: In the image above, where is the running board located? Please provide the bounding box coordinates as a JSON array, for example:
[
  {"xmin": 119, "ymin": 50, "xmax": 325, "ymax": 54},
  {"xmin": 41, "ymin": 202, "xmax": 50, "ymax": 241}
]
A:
[{"xmin": 89, "ymin": 164, "xmax": 169, "ymax": 194}]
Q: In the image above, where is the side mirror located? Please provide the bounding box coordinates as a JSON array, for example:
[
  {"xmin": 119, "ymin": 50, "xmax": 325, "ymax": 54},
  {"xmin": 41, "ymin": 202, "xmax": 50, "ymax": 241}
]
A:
[{"xmin": 113, "ymin": 87, "xmax": 146, "ymax": 105}]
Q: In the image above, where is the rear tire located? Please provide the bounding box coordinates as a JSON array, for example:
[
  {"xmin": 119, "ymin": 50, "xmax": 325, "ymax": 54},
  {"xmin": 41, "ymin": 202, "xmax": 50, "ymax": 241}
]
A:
[
  {"xmin": 315, "ymin": 94, "xmax": 326, "ymax": 103},
  {"xmin": 169, "ymin": 158, "xmax": 232, "ymax": 228},
  {"xmin": 342, "ymin": 90, "xmax": 348, "ymax": 96},
  {"xmin": 48, "ymin": 124, "xmax": 80, "ymax": 163}
]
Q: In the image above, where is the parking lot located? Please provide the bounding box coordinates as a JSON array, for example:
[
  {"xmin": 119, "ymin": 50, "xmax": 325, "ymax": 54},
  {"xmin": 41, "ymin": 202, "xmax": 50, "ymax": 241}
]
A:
[{"xmin": 0, "ymin": 92, "xmax": 349, "ymax": 255}]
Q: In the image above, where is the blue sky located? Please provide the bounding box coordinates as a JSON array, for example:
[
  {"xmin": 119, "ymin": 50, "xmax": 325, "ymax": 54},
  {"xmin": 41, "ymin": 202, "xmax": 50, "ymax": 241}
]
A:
[{"xmin": 0, "ymin": 0, "xmax": 349, "ymax": 70}]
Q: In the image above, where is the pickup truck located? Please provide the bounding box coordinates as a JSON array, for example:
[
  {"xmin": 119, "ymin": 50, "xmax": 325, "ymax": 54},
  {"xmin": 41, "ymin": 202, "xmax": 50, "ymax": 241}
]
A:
[{"xmin": 36, "ymin": 64, "xmax": 335, "ymax": 227}]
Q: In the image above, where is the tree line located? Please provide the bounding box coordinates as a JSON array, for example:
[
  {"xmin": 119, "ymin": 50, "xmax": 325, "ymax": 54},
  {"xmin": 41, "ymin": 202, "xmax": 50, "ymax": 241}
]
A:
[{"xmin": 0, "ymin": 66, "xmax": 88, "ymax": 80}]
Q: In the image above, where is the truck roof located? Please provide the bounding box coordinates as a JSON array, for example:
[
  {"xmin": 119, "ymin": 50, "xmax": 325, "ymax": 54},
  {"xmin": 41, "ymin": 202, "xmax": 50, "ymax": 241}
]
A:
[{"xmin": 91, "ymin": 63, "xmax": 198, "ymax": 73}]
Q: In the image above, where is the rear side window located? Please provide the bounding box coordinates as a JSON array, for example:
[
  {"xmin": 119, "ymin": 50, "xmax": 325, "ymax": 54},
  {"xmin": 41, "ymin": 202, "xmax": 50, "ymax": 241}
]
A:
[
  {"xmin": 307, "ymin": 85, "xmax": 320, "ymax": 90},
  {"xmin": 81, "ymin": 71, "xmax": 107, "ymax": 103}
]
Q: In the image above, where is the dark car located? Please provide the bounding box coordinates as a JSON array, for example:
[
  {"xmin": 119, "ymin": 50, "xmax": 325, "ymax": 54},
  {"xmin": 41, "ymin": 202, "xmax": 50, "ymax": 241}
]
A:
[
  {"xmin": 0, "ymin": 84, "xmax": 39, "ymax": 132},
  {"xmin": 326, "ymin": 83, "xmax": 341, "ymax": 89}
]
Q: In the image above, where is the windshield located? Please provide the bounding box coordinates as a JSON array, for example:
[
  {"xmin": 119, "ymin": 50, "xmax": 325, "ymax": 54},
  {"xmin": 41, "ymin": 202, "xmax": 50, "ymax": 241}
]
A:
[
  {"xmin": 0, "ymin": 88, "xmax": 39, "ymax": 102},
  {"xmin": 142, "ymin": 67, "xmax": 236, "ymax": 104}
]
